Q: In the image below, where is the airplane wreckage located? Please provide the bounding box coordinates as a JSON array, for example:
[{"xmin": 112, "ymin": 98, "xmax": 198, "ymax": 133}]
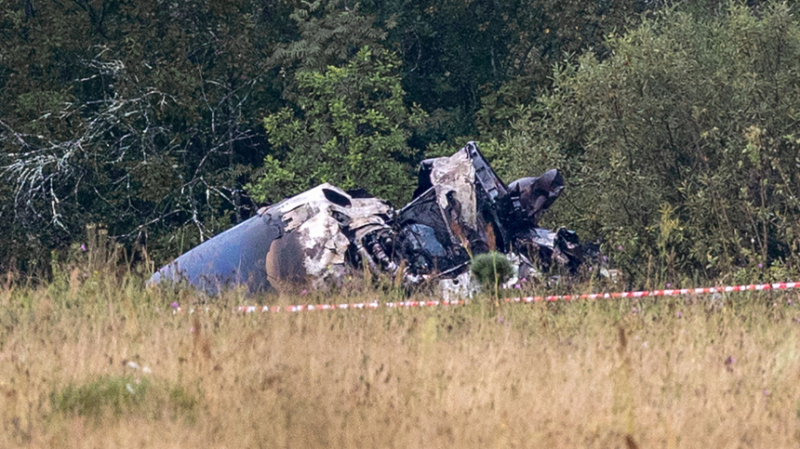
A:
[{"xmin": 149, "ymin": 142, "xmax": 601, "ymax": 296}]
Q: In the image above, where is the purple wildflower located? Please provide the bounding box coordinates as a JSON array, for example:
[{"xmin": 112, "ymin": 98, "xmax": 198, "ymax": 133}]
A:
[
  {"xmin": 676, "ymin": 311, "xmax": 682, "ymax": 318},
  {"xmin": 758, "ymin": 263, "xmax": 763, "ymax": 268},
  {"xmin": 666, "ymin": 283, "xmax": 672, "ymax": 288},
  {"xmin": 171, "ymin": 302, "xmax": 179, "ymax": 309},
  {"xmin": 80, "ymin": 244, "xmax": 87, "ymax": 252},
  {"xmin": 617, "ymin": 245, "xmax": 624, "ymax": 251}
]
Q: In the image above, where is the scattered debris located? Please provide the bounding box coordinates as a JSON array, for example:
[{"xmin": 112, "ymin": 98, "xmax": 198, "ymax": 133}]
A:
[{"xmin": 149, "ymin": 142, "xmax": 602, "ymax": 295}]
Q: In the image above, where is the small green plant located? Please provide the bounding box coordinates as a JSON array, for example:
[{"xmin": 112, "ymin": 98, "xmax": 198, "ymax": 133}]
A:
[
  {"xmin": 471, "ymin": 252, "xmax": 514, "ymax": 291},
  {"xmin": 51, "ymin": 375, "xmax": 199, "ymax": 423}
]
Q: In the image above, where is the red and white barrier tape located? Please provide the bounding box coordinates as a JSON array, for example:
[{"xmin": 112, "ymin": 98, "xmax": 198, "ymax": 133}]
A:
[
  {"xmin": 503, "ymin": 281, "xmax": 799, "ymax": 303},
  {"xmin": 233, "ymin": 299, "xmax": 467, "ymax": 314},
  {"xmin": 171, "ymin": 282, "xmax": 800, "ymax": 314}
]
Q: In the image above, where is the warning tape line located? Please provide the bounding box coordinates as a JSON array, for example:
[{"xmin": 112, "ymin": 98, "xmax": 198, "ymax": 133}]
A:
[
  {"xmin": 171, "ymin": 282, "xmax": 800, "ymax": 314},
  {"xmin": 503, "ymin": 282, "xmax": 799, "ymax": 303},
  {"xmin": 232, "ymin": 299, "xmax": 467, "ymax": 314}
]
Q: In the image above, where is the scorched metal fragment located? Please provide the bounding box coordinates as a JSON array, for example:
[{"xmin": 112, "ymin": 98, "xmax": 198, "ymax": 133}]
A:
[{"xmin": 149, "ymin": 142, "xmax": 592, "ymax": 295}]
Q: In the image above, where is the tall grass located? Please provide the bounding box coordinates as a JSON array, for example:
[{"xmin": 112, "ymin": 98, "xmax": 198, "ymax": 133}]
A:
[{"xmin": 2, "ymin": 265, "xmax": 800, "ymax": 447}]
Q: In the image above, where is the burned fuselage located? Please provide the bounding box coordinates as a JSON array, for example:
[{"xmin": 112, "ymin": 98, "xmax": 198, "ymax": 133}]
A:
[{"xmin": 148, "ymin": 142, "xmax": 585, "ymax": 294}]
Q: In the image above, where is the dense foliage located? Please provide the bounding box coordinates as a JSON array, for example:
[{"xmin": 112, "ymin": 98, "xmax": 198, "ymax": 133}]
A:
[
  {"xmin": 492, "ymin": 2, "xmax": 800, "ymax": 284},
  {"xmin": 0, "ymin": 0, "xmax": 285, "ymax": 267},
  {"xmin": 3, "ymin": 0, "xmax": 800, "ymax": 285},
  {"xmin": 248, "ymin": 46, "xmax": 426, "ymax": 206},
  {"xmin": 0, "ymin": 0, "xmax": 643, "ymax": 270}
]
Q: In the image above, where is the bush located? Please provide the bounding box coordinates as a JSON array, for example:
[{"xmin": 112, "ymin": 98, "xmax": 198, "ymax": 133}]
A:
[
  {"xmin": 471, "ymin": 252, "xmax": 514, "ymax": 288},
  {"xmin": 248, "ymin": 46, "xmax": 426, "ymax": 207},
  {"xmin": 494, "ymin": 3, "xmax": 800, "ymax": 285}
]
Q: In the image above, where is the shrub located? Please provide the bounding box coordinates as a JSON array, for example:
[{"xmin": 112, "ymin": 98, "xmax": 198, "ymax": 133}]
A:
[
  {"xmin": 495, "ymin": 3, "xmax": 800, "ymax": 285},
  {"xmin": 471, "ymin": 252, "xmax": 514, "ymax": 289}
]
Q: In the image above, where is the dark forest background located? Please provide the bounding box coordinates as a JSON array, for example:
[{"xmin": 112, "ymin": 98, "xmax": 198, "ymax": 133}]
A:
[{"xmin": 3, "ymin": 0, "xmax": 800, "ymax": 286}]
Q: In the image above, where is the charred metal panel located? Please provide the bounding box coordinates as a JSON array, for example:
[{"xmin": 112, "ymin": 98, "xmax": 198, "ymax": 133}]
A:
[
  {"xmin": 411, "ymin": 142, "xmax": 509, "ymax": 253},
  {"xmin": 149, "ymin": 183, "xmax": 394, "ymax": 294},
  {"xmin": 463, "ymin": 141, "xmax": 507, "ymax": 203},
  {"xmin": 414, "ymin": 142, "xmax": 507, "ymax": 204},
  {"xmin": 148, "ymin": 141, "xmax": 592, "ymax": 296},
  {"xmin": 506, "ymin": 169, "xmax": 564, "ymax": 228},
  {"xmin": 396, "ymin": 187, "xmax": 471, "ymax": 275},
  {"xmin": 512, "ymin": 227, "xmax": 582, "ymax": 273},
  {"xmin": 148, "ymin": 211, "xmax": 283, "ymax": 294}
]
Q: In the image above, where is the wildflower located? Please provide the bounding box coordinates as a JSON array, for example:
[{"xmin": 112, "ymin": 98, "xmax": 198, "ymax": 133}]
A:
[
  {"xmin": 758, "ymin": 263, "xmax": 763, "ymax": 268},
  {"xmin": 666, "ymin": 283, "xmax": 671, "ymax": 288},
  {"xmin": 631, "ymin": 307, "xmax": 638, "ymax": 314},
  {"xmin": 763, "ymin": 389, "xmax": 770, "ymax": 396},
  {"xmin": 788, "ymin": 300, "xmax": 793, "ymax": 306},
  {"xmin": 588, "ymin": 266, "xmax": 593, "ymax": 272},
  {"xmin": 725, "ymin": 356, "xmax": 736, "ymax": 365},
  {"xmin": 80, "ymin": 244, "xmax": 87, "ymax": 252},
  {"xmin": 171, "ymin": 302, "xmax": 179, "ymax": 309},
  {"xmin": 617, "ymin": 245, "xmax": 624, "ymax": 251},
  {"xmin": 300, "ymin": 289, "xmax": 308, "ymax": 295},
  {"xmin": 514, "ymin": 284, "xmax": 521, "ymax": 289},
  {"xmin": 676, "ymin": 311, "xmax": 682, "ymax": 318}
]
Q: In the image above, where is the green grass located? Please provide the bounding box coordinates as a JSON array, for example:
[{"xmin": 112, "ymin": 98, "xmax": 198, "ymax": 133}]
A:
[{"xmin": 51, "ymin": 375, "xmax": 199, "ymax": 423}]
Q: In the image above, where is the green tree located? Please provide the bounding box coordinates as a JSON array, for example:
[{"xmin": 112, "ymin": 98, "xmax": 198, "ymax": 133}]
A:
[
  {"xmin": 366, "ymin": 0, "xmax": 656, "ymax": 144},
  {"xmin": 495, "ymin": 2, "xmax": 800, "ymax": 283},
  {"xmin": 249, "ymin": 46, "xmax": 426, "ymax": 206},
  {"xmin": 0, "ymin": 0, "xmax": 290, "ymax": 267},
  {"xmin": 0, "ymin": 0, "xmax": 721, "ymax": 274}
]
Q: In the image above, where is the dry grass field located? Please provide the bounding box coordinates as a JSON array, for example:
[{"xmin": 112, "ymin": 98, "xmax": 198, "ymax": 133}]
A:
[{"xmin": 3, "ymin": 269, "xmax": 800, "ymax": 448}]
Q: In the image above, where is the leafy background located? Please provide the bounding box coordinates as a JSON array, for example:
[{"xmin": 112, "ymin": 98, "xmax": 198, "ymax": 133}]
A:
[{"xmin": 2, "ymin": 0, "xmax": 800, "ymax": 287}]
